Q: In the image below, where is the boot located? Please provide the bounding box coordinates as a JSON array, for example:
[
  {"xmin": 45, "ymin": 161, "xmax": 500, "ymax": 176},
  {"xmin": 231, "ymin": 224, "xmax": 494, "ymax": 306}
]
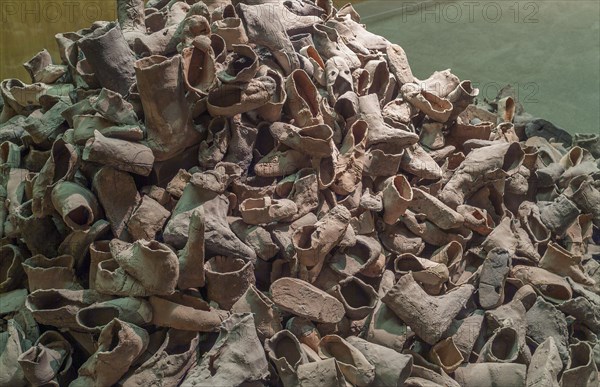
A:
[
  {"xmin": 364, "ymin": 300, "xmax": 408, "ymax": 353},
  {"xmin": 569, "ymin": 176, "xmax": 600, "ymax": 228},
  {"xmin": 297, "ymin": 358, "xmax": 346, "ymax": 387},
  {"xmin": 240, "ymin": 197, "xmax": 298, "ymax": 225},
  {"xmin": 325, "ymin": 56, "xmax": 354, "ymax": 103},
  {"xmin": 285, "ymin": 69, "xmax": 323, "ymax": 127},
  {"xmin": 330, "ymin": 235, "xmax": 385, "ymax": 278},
  {"xmin": 429, "ymin": 337, "xmax": 464, "ymax": 374},
  {"xmin": 0, "ymin": 244, "xmax": 26, "ymax": 292},
  {"xmin": 438, "ymin": 142, "xmax": 524, "ymax": 208},
  {"xmin": 181, "ymin": 36, "xmax": 217, "ymax": 96},
  {"xmin": 255, "ymin": 148, "xmax": 312, "ymax": 178},
  {"xmin": 331, "ymin": 119, "xmax": 368, "ymax": 195},
  {"xmin": 70, "ymin": 319, "xmax": 149, "ymax": 387},
  {"xmin": 126, "ymin": 195, "xmax": 170, "ymax": 241},
  {"xmin": 77, "ymin": 23, "xmax": 136, "ymax": 96},
  {"xmin": 311, "ymin": 24, "xmax": 360, "ymax": 69},
  {"xmin": 477, "ymin": 326, "xmax": 526, "ymax": 363},
  {"xmin": 393, "ymin": 253, "xmax": 449, "ymax": 295},
  {"xmin": 401, "ymin": 83, "xmax": 453, "ymax": 123},
  {"xmin": 207, "ymin": 75, "xmax": 276, "ymax": 116},
  {"xmin": 176, "ymin": 208, "xmax": 205, "ymax": 290},
  {"xmin": 318, "ymin": 335, "xmax": 375, "ymax": 387},
  {"xmin": 204, "ymin": 256, "xmax": 255, "ymax": 310},
  {"xmin": 510, "ymin": 266, "xmax": 572, "ymax": 303},
  {"xmin": 447, "ymin": 80, "xmax": 479, "ymax": 121},
  {"xmin": 409, "ymin": 187, "xmax": 464, "ymax": 230},
  {"xmin": 94, "ymin": 259, "xmax": 150, "ymax": 297},
  {"xmin": 270, "ymin": 277, "xmax": 345, "ymax": 324},
  {"xmin": 269, "ymin": 122, "xmax": 334, "ymax": 158},
  {"xmin": 181, "ymin": 314, "xmax": 269, "ymax": 386},
  {"xmin": 455, "ymin": 363, "xmax": 526, "ymax": 387},
  {"xmin": 526, "ymin": 297, "xmax": 569, "ymax": 365},
  {"xmin": 110, "ymin": 239, "xmax": 179, "ymax": 296},
  {"xmin": 381, "ymin": 175, "xmax": 412, "ymax": 224},
  {"xmin": 382, "ymin": 273, "xmax": 475, "ymax": 344},
  {"xmin": 134, "ymin": 55, "xmax": 202, "ymax": 160},
  {"xmin": 218, "ymin": 44, "xmax": 259, "ymax": 83},
  {"xmin": 0, "ymin": 320, "xmax": 29, "ymax": 387},
  {"xmin": 358, "ymin": 93, "xmax": 419, "ymax": 151},
  {"xmin": 400, "ymin": 144, "xmax": 444, "ymax": 180},
  {"xmin": 385, "ymin": 43, "xmax": 414, "ymax": 85},
  {"xmin": 256, "ymin": 66, "xmax": 287, "ymax": 122},
  {"xmin": 538, "ymin": 195, "xmax": 581, "ymax": 236},
  {"xmin": 18, "ymin": 330, "xmax": 74, "ymax": 387}
]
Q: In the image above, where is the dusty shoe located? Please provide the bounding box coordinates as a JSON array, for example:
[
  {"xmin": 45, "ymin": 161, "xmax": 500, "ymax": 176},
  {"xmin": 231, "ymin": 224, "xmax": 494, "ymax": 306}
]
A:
[
  {"xmin": 264, "ymin": 330, "xmax": 309, "ymax": 387},
  {"xmin": 447, "ymin": 80, "xmax": 479, "ymax": 121},
  {"xmin": 331, "ymin": 119, "xmax": 368, "ymax": 195},
  {"xmin": 477, "ymin": 325, "xmax": 527, "ymax": 363},
  {"xmin": 526, "ymin": 336, "xmax": 562, "ymax": 387},
  {"xmin": 50, "ymin": 181, "xmax": 101, "ymax": 231},
  {"xmin": 148, "ymin": 294, "xmax": 228, "ymax": 332},
  {"xmin": 94, "ymin": 259, "xmax": 150, "ymax": 297},
  {"xmin": 0, "ymin": 244, "xmax": 26, "ymax": 292},
  {"xmin": 181, "ymin": 313, "xmax": 269, "ymax": 386},
  {"xmin": 408, "ymin": 187, "xmax": 464, "ymax": 230},
  {"xmin": 559, "ymin": 342, "xmax": 598, "ymax": 387},
  {"xmin": 176, "ymin": 208, "xmax": 206, "ymax": 290},
  {"xmin": 318, "ymin": 334, "xmax": 375, "ymax": 387},
  {"xmin": 292, "ymin": 205, "xmax": 351, "ymax": 281},
  {"xmin": 429, "ymin": 337, "xmax": 464, "ymax": 374},
  {"xmin": 204, "ymin": 256, "xmax": 255, "ymax": 310},
  {"xmin": 539, "ymin": 242, "xmax": 595, "ymax": 285},
  {"xmin": 286, "ymin": 317, "xmax": 321, "ymax": 353},
  {"xmin": 70, "ymin": 319, "xmax": 149, "ymax": 386},
  {"xmin": 346, "ymin": 336, "xmax": 413, "ymax": 386},
  {"xmin": 401, "ymin": 83, "xmax": 453, "ymax": 122},
  {"xmin": 231, "ymin": 285, "xmax": 282, "ymax": 341},
  {"xmin": 382, "ymin": 273, "xmax": 475, "ymax": 344},
  {"xmin": 22, "ymin": 254, "xmax": 80, "ymax": 292},
  {"xmin": 17, "ymin": 330, "xmax": 74, "ymax": 387},
  {"xmin": 478, "ymin": 247, "xmax": 511, "ymax": 309},
  {"xmin": 297, "ymin": 358, "xmax": 346, "ymax": 387},
  {"xmin": 455, "ymin": 363, "xmax": 526, "ymax": 387},
  {"xmin": 330, "ymin": 235, "xmax": 385, "ymax": 278},
  {"xmin": 393, "ymin": 253, "xmax": 449, "ymax": 295},
  {"xmin": 83, "ymin": 130, "xmax": 155, "ymax": 176},
  {"xmin": 510, "ymin": 266, "xmax": 572, "ymax": 303},
  {"xmin": 239, "ymin": 197, "xmax": 298, "ymax": 225},
  {"xmin": 120, "ymin": 329, "xmax": 199, "ymax": 387},
  {"xmin": 110, "ymin": 239, "xmax": 179, "ymax": 296},
  {"xmin": 269, "ymin": 122, "xmax": 334, "ymax": 158},
  {"xmin": 0, "ymin": 320, "xmax": 30, "ymax": 387},
  {"xmin": 400, "ymin": 143, "xmax": 444, "ymax": 180},
  {"xmin": 284, "ymin": 69, "xmax": 323, "ymax": 127},
  {"xmin": 381, "ymin": 175, "xmax": 412, "ymax": 225},
  {"xmin": 271, "ymin": 277, "xmax": 345, "ymax": 324},
  {"xmin": 75, "ymin": 297, "xmax": 152, "ymax": 333},
  {"xmin": 330, "ymin": 276, "xmax": 378, "ymax": 320},
  {"xmin": 538, "ymin": 195, "xmax": 581, "ymax": 237},
  {"xmin": 358, "ymin": 93, "xmax": 419, "ymax": 151},
  {"xmin": 255, "ymin": 148, "xmax": 311, "ymax": 177},
  {"xmin": 526, "ymin": 297, "xmax": 569, "ymax": 365}
]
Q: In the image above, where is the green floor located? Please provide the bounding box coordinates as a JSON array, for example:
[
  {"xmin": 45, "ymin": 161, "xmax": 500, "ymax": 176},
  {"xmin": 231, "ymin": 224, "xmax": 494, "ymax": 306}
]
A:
[
  {"xmin": 355, "ymin": 0, "xmax": 600, "ymax": 133},
  {"xmin": 1, "ymin": 0, "xmax": 598, "ymax": 133}
]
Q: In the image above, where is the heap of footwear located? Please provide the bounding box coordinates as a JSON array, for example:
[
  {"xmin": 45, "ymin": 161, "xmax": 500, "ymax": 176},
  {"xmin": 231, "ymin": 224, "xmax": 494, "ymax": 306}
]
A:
[{"xmin": 1, "ymin": 0, "xmax": 599, "ymax": 386}]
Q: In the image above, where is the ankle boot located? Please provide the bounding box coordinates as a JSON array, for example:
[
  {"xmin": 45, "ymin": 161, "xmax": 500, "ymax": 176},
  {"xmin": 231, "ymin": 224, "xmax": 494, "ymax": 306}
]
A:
[
  {"xmin": 256, "ymin": 66, "xmax": 287, "ymax": 122},
  {"xmin": 540, "ymin": 242, "xmax": 595, "ymax": 285},
  {"xmin": 527, "ymin": 337, "xmax": 563, "ymax": 387},
  {"xmin": 325, "ymin": 56, "xmax": 354, "ymax": 104},
  {"xmin": 311, "ymin": 24, "xmax": 361, "ymax": 69},
  {"xmin": 110, "ymin": 239, "xmax": 179, "ymax": 296},
  {"xmin": 218, "ymin": 44, "xmax": 259, "ymax": 83},
  {"xmin": 181, "ymin": 314, "xmax": 269, "ymax": 386},
  {"xmin": 447, "ymin": 80, "xmax": 479, "ymax": 121},
  {"xmin": 18, "ymin": 330, "xmax": 74, "ymax": 387},
  {"xmin": 264, "ymin": 330, "xmax": 309, "ymax": 387},
  {"xmin": 196, "ymin": 116, "xmax": 230, "ymax": 167},
  {"xmin": 409, "ymin": 187, "xmax": 464, "ymax": 230},
  {"xmin": 232, "ymin": 285, "xmax": 282, "ymax": 341},
  {"xmin": 205, "ymin": 256, "xmax": 255, "ymax": 310},
  {"xmin": 0, "ymin": 320, "xmax": 29, "ymax": 387},
  {"xmin": 148, "ymin": 295, "xmax": 228, "ymax": 331},
  {"xmin": 70, "ymin": 319, "xmax": 149, "ymax": 387},
  {"xmin": 22, "ymin": 255, "xmax": 80, "ymax": 292},
  {"xmin": 94, "ymin": 259, "xmax": 150, "ymax": 297},
  {"xmin": 318, "ymin": 334, "xmax": 375, "ymax": 386},
  {"xmin": 78, "ymin": 23, "xmax": 136, "ymax": 96},
  {"xmin": 358, "ymin": 93, "xmax": 419, "ymax": 151},
  {"xmin": 134, "ymin": 55, "xmax": 202, "ymax": 160},
  {"xmin": 330, "ymin": 276, "xmax": 378, "ymax": 320},
  {"xmin": 430, "ymin": 241, "xmax": 463, "ymax": 265},
  {"xmin": 477, "ymin": 325, "xmax": 525, "ymax": 363},
  {"xmin": 327, "ymin": 16, "xmax": 390, "ymax": 51},
  {"xmin": 538, "ymin": 195, "xmax": 581, "ymax": 236},
  {"xmin": 285, "ymin": 69, "xmax": 323, "ymax": 127},
  {"xmin": 438, "ymin": 142, "xmax": 524, "ymax": 208},
  {"xmin": 270, "ymin": 277, "xmax": 345, "ymax": 324},
  {"xmin": 560, "ymin": 342, "xmax": 598, "ymax": 387},
  {"xmin": 569, "ymin": 177, "xmax": 600, "ymax": 228},
  {"xmin": 382, "ymin": 273, "xmax": 475, "ymax": 344},
  {"xmin": 120, "ymin": 329, "xmax": 199, "ymax": 387},
  {"xmin": 330, "ymin": 235, "xmax": 385, "ymax": 278},
  {"xmin": 297, "ymin": 358, "xmax": 346, "ymax": 387}
]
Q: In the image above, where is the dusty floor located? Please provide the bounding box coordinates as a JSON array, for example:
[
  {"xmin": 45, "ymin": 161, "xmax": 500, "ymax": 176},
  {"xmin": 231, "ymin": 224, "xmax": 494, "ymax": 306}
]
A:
[{"xmin": 1, "ymin": 0, "xmax": 598, "ymax": 133}]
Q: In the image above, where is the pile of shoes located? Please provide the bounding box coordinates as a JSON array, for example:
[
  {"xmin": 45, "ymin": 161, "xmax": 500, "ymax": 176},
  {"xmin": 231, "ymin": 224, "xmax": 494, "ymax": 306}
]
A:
[{"xmin": 1, "ymin": 0, "xmax": 600, "ymax": 386}]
